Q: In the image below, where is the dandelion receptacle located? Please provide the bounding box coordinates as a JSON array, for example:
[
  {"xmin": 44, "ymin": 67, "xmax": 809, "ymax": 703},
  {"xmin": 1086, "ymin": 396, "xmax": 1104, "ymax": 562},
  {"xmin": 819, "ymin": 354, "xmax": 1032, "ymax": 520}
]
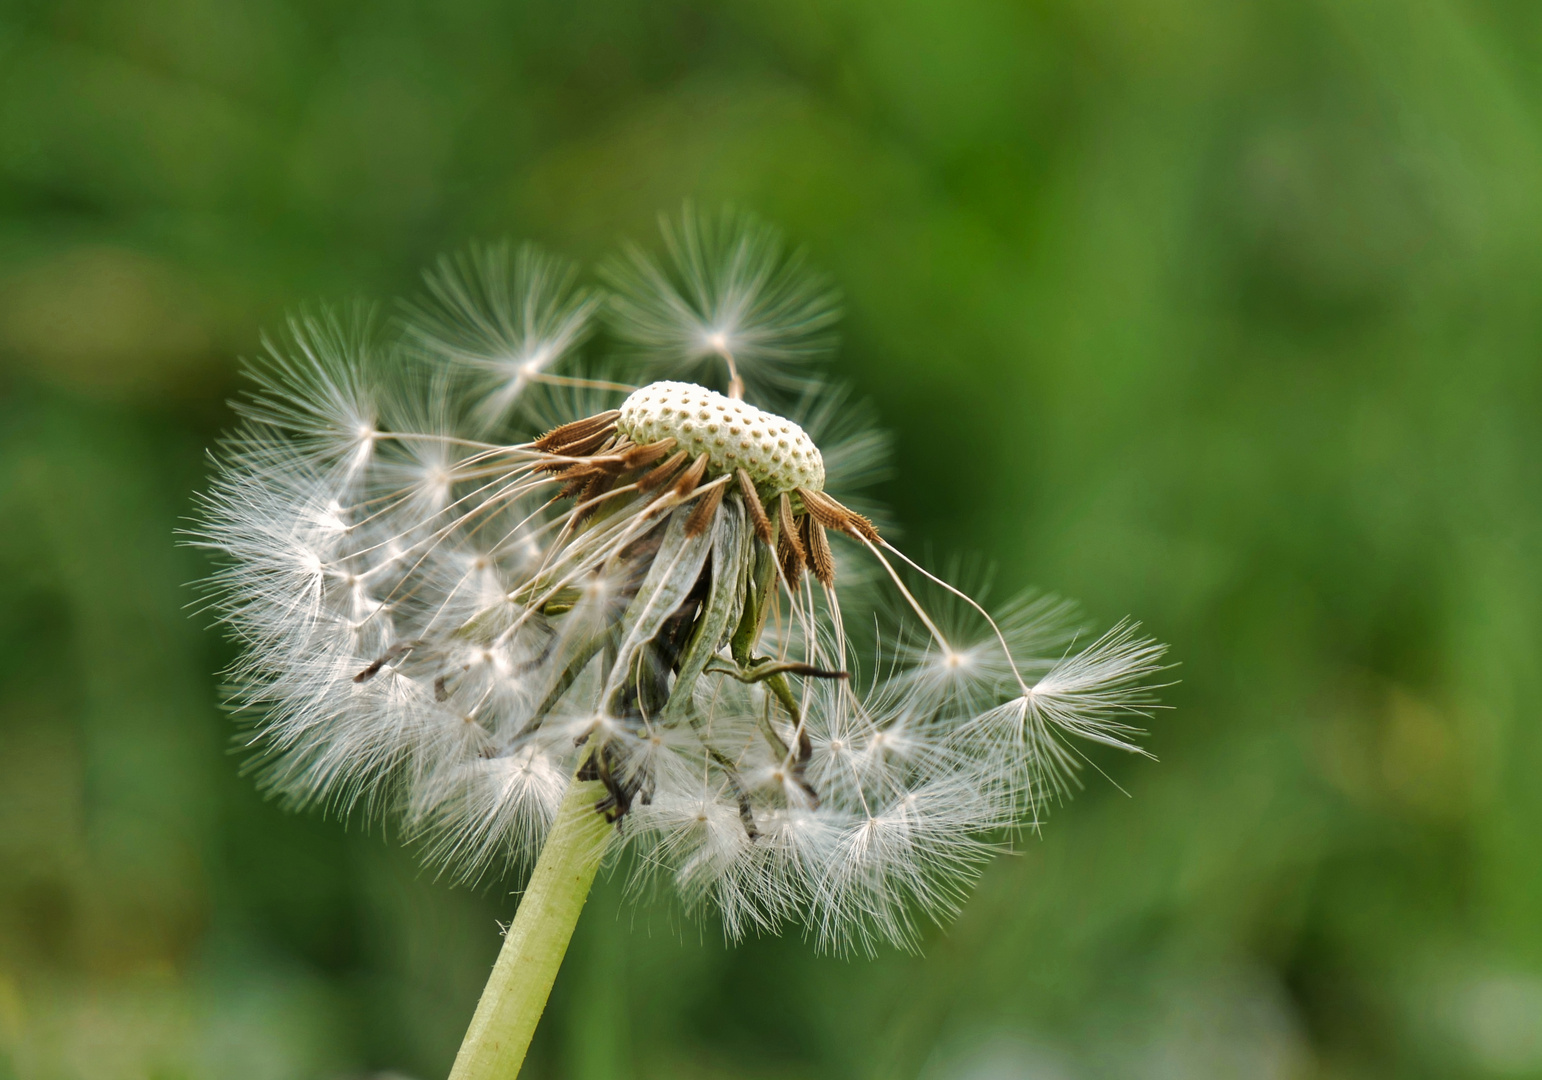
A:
[{"xmin": 192, "ymin": 207, "xmax": 1167, "ymax": 1079}]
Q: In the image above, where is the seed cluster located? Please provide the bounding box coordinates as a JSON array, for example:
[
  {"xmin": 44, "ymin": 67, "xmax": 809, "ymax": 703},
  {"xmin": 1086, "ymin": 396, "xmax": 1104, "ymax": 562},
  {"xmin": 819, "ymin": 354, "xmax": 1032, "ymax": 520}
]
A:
[
  {"xmin": 617, "ymin": 381, "xmax": 825, "ymax": 494},
  {"xmin": 198, "ymin": 218, "xmax": 1164, "ymax": 956}
]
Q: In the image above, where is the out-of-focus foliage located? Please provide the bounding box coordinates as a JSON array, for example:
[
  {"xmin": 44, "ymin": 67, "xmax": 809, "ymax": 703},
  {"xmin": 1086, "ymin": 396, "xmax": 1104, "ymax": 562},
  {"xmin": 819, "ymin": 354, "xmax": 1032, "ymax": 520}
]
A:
[{"xmin": 2, "ymin": 0, "xmax": 1541, "ymax": 1076}]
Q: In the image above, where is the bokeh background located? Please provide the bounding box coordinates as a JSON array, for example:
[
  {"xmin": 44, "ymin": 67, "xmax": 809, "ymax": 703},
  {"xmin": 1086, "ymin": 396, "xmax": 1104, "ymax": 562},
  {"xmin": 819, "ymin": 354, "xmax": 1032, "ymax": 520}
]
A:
[{"xmin": 3, "ymin": 0, "xmax": 1542, "ymax": 1077}]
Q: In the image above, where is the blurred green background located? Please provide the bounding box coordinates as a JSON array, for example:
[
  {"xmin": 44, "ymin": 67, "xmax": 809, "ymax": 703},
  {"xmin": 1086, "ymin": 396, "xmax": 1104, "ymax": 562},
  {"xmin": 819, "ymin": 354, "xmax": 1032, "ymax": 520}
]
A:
[{"xmin": 3, "ymin": 0, "xmax": 1542, "ymax": 1077}]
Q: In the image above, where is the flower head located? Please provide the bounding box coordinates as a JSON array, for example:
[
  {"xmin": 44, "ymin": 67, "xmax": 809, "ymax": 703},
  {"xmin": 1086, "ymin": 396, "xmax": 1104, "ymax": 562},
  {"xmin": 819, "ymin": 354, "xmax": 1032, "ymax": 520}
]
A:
[{"xmin": 194, "ymin": 215, "xmax": 1166, "ymax": 953}]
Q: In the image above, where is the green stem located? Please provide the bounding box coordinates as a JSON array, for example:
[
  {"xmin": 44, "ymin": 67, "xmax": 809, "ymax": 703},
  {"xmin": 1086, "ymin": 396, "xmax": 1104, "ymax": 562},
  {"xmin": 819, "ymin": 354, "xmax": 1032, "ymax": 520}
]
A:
[{"xmin": 449, "ymin": 771, "xmax": 613, "ymax": 1080}]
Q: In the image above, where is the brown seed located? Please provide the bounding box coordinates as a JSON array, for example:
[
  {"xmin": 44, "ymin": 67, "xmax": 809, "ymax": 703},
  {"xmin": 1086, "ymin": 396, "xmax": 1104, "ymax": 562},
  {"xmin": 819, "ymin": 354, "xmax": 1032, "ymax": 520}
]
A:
[
  {"xmin": 777, "ymin": 493, "xmax": 805, "ymax": 563},
  {"xmin": 779, "ymin": 529, "xmax": 805, "ymax": 585},
  {"xmin": 574, "ymin": 471, "xmax": 618, "ymax": 520},
  {"xmin": 803, "ymin": 516, "xmax": 835, "ymax": 587},
  {"xmin": 672, "ymin": 453, "xmax": 710, "ymax": 497},
  {"xmin": 685, "ymin": 481, "xmax": 726, "ymax": 537},
  {"xmin": 533, "ymin": 410, "xmax": 621, "ymax": 452},
  {"xmin": 559, "ymin": 470, "xmax": 597, "ymax": 500},
  {"xmin": 777, "ymin": 493, "xmax": 807, "ymax": 584},
  {"xmin": 638, "ymin": 450, "xmax": 687, "ymax": 492},
  {"xmin": 620, "ymin": 438, "xmax": 677, "ymax": 471},
  {"xmin": 799, "ymin": 488, "xmax": 880, "ymax": 541},
  {"xmin": 737, "ymin": 469, "xmax": 773, "ymax": 543}
]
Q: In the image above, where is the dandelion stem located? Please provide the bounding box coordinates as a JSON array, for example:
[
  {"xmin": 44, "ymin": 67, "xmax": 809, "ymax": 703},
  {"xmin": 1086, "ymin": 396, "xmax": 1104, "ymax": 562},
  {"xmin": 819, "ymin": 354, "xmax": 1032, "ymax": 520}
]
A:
[{"xmin": 448, "ymin": 769, "xmax": 613, "ymax": 1080}]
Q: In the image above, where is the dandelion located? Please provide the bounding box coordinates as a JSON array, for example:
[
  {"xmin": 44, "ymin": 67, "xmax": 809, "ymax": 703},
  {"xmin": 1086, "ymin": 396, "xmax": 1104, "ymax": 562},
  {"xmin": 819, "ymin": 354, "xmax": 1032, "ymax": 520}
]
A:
[{"xmin": 192, "ymin": 207, "xmax": 1167, "ymax": 1080}]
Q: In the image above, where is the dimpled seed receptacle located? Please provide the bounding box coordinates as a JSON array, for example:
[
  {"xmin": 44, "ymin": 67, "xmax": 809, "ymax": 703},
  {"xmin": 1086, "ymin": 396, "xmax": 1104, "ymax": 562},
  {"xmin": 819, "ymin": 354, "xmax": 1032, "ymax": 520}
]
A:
[{"xmin": 616, "ymin": 381, "xmax": 825, "ymax": 494}]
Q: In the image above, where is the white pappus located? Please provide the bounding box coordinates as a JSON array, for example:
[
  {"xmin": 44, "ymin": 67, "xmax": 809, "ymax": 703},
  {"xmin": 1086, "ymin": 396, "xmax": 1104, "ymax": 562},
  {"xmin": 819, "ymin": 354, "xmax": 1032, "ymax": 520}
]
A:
[{"xmin": 192, "ymin": 207, "xmax": 1168, "ymax": 955}]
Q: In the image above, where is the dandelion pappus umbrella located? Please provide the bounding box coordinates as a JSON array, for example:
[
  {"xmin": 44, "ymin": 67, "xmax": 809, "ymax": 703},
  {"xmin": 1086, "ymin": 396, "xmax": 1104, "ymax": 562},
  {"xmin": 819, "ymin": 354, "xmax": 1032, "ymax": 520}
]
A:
[{"xmin": 191, "ymin": 207, "xmax": 1168, "ymax": 1079}]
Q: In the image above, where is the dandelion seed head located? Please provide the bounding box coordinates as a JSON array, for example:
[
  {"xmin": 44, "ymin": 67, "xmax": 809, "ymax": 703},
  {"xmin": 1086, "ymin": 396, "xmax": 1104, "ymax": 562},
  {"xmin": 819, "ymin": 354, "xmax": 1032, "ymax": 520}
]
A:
[{"xmin": 191, "ymin": 215, "xmax": 1168, "ymax": 954}]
